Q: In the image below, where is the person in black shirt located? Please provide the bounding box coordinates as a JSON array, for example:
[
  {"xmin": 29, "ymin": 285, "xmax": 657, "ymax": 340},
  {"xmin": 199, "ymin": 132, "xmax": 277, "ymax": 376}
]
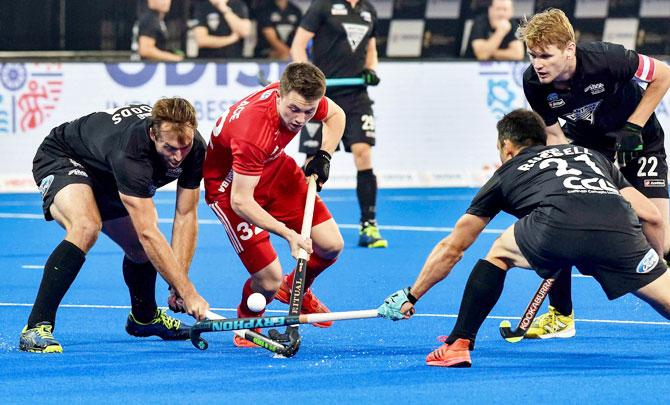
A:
[
  {"xmin": 464, "ymin": 0, "xmax": 524, "ymax": 61},
  {"xmin": 377, "ymin": 109, "xmax": 670, "ymax": 367},
  {"xmin": 20, "ymin": 98, "xmax": 210, "ymax": 353},
  {"xmin": 518, "ymin": 8, "xmax": 670, "ymax": 339},
  {"xmin": 132, "ymin": 0, "xmax": 184, "ymax": 62},
  {"xmin": 291, "ymin": 0, "xmax": 388, "ymax": 248},
  {"xmin": 193, "ymin": 0, "xmax": 252, "ymax": 58},
  {"xmin": 254, "ymin": 0, "xmax": 302, "ymax": 60}
]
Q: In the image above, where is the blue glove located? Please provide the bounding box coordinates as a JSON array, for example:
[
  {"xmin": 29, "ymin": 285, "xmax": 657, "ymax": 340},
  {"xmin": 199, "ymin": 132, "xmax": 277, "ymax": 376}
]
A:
[{"xmin": 378, "ymin": 288, "xmax": 412, "ymax": 321}]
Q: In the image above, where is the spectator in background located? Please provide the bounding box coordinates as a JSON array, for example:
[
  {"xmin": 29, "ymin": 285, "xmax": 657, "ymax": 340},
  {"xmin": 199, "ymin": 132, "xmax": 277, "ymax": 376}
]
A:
[
  {"xmin": 133, "ymin": 0, "xmax": 184, "ymax": 62},
  {"xmin": 193, "ymin": 0, "xmax": 252, "ymax": 58},
  {"xmin": 253, "ymin": 0, "xmax": 302, "ymax": 60},
  {"xmin": 465, "ymin": 0, "xmax": 524, "ymax": 61}
]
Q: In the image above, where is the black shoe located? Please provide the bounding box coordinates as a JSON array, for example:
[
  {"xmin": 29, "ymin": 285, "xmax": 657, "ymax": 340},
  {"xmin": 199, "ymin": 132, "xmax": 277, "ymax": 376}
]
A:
[{"xmin": 125, "ymin": 309, "xmax": 190, "ymax": 340}]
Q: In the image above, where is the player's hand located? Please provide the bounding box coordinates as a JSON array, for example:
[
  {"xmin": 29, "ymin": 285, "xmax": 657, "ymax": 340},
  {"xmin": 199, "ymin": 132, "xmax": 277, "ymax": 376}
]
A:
[
  {"xmin": 494, "ymin": 19, "xmax": 512, "ymax": 33},
  {"xmin": 609, "ymin": 122, "xmax": 643, "ymax": 167},
  {"xmin": 167, "ymin": 285, "xmax": 187, "ymax": 313},
  {"xmin": 361, "ymin": 68, "xmax": 380, "ymax": 86},
  {"xmin": 181, "ymin": 290, "xmax": 210, "ymax": 321},
  {"xmin": 304, "ymin": 150, "xmax": 331, "ymax": 191},
  {"xmin": 286, "ymin": 230, "xmax": 313, "ymax": 259},
  {"xmin": 377, "ymin": 288, "xmax": 416, "ymax": 321}
]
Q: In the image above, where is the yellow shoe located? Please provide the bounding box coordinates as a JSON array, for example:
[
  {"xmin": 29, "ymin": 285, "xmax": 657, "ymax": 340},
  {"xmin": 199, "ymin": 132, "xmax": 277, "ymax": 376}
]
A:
[
  {"xmin": 525, "ymin": 305, "xmax": 575, "ymax": 339},
  {"xmin": 358, "ymin": 221, "xmax": 388, "ymax": 248},
  {"xmin": 19, "ymin": 322, "xmax": 63, "ymax": 353}
]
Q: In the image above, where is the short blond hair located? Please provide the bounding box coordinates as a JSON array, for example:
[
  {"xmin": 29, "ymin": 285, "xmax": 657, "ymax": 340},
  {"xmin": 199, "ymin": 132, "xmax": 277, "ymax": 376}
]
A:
[{"xmin": 516, "ymin": 8, "xmax": 575, "ymax": 51}]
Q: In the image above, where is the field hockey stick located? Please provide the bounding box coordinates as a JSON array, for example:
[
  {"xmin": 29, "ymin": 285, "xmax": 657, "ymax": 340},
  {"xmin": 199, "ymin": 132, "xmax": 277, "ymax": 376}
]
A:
[
  {"xmin": 267, "ymin": 175, "xmax": 318, "ymax": 353},
  {"xmin": 190, "ymin": 310, "xmax": 291, "ymax": 355},
  {"xmin": 498, "ymin": 272, "xmax": 560, "ymax": 343},
  {"xmin": 191, "ymin": 309, "xmax": 379, "ymax": 337},
  {"xmin": 256, "ymin": 71, "xmax": 365, "ymax": 88}
]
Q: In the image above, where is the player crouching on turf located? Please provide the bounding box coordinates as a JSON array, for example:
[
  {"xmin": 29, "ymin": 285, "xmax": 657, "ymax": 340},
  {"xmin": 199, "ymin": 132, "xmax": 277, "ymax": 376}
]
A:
[
  {"xmin": 21, "ymin": 98, "xmax": 210, "ymax": 353},
  {"xmin": 378, "ymin": 109, "xmax": 670, "ymax": 367},
  {"xmin": 203, "ymin": 62, "xmax": 346, "ymax": 347}
]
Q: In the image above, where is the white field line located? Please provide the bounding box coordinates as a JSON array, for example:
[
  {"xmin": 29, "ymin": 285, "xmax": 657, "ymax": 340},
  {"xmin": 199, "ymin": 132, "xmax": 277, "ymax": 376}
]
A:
[{"xmin": 0, "ymin": 302, "xmax": 668, "ymax": 326}]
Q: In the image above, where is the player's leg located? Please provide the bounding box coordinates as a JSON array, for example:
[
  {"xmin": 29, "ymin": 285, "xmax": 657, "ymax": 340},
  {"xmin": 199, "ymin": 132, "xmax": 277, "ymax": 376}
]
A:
[
  {"xmin": 350, "ymin": 140, "xmax": 387, "ymax": 248},
  {"xmin": 101, "ymin": 215, "xmax": 189, "ymax": 340},
  {"xmin": 427, "ymin": 225, "xmax": 521, "ymax": 367},
  {"xmin": 21, "ymin": 177, "xmax": 100, "ymax": 353},
  {"xmin": 649, "ymin": 197, "xmax": 670, "ymax": 256},
  {"xmin": 632, "ymin": 270, "xmax": 670, "ymax": 319}
]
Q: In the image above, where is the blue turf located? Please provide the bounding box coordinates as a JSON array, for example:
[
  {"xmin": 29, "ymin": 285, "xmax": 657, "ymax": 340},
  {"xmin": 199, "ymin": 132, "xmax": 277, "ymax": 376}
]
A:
[{"xmin": 1, "ymin": 189, "xmax": 669, "ymax": 403}]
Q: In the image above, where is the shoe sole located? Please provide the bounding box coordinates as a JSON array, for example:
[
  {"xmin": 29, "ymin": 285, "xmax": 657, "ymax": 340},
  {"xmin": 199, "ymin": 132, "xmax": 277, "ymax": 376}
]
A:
[
  {"xmin": 19, "ymin": 345, "xmax": 63, "ymax": 353},
  {"xmin": 358, "ymin": 240, "xmax": 389, "ymax": 248},
  {"xmin": 233, "ymin": 339, "xmax": 260, "ymax": 348},
  {"xmin": 426, "ymin": 359, "xmax": 471, "ymax": 368},
  {"xmin": 526, "ymin": 327, "xmax": 576, "ymax": 339}
]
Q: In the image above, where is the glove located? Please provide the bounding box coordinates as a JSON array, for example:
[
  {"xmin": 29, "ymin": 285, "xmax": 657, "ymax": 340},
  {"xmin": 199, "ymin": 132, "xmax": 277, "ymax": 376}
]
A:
[
  {"xmin": 377, "ymin": 287, "xmax": 416, "ymax": 321},
  {"xmin": 304, "ymin": 149, "xmax": 331, "ymax": 191},
  {"xmin": 167, "ymin": 286, "xmax": 186, "ymax": 313},
  {"xmin": 361, "ymin": 68, "xmax": 380, "ymax": 86},
  {"xmin": 610, "ymin": 122, "xmax": 643, "ymax": 167}
]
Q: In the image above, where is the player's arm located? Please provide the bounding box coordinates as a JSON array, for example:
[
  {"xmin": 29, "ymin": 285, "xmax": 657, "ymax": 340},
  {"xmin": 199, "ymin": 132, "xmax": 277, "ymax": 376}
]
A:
[
  {"xmin": 491, "ymin": 39, "xmax": 525, "ymax": 61},
  {"xmin": 319, "ymin": 98, "xmax": 346, "ymax": 155},
  {"xmin": 290, "ymin": 27, "xmax": 315, "ymax": 63},
  {"xmin": 378, "ymin": 214, "xmax": 490, "ymax": 320},
  {"xmin": 365, "ymin": 37, "xmax": 378, "ymax": 70},
  {"xmin": 471, "ymin": 21, "xmax": 511, "ymax": 60},
  {"xmin": 627, "ymin": 57, "xmax": 670, "ymax": 127},
  {"xmin": 216, "ymin": 2, "xmax": 252, "ymax": 38},
  {"xmin": 262, "ymin": 27, "xmax": 291, "ymax": 60},
  {"xmin": 620, "ymin": 186, "xmax": 664, "ymax": 255},
  {"xmin": 119, "ymin": 192, "xmax": 209, "ymax": 319},
  {"xmin": 545, "ymin": 122, "xmax": 569, "ymax": 145},
  {"xmin": 138, "ymin": 36, "xmax": 183, "ymax": 62},
  {"xmin": 193, "ymin": 26, "xmax": 240, "ymax": 49},
  {"xmin": 230, "ymin": 172, "xmax": 312, "ymax": 258},
  {"xmin": 170, "ymin": 186, "xmax": 199, "ymax": 274}
]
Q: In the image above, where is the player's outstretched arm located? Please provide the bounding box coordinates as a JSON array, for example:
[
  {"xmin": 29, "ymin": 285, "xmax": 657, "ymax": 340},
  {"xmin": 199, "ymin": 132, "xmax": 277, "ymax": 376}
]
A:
[
  {"xmin": 620, "ymin": 186, "xmax": 664, "ymax": 255},
  {"xmin": 289, "ymin": 27, "xmax": 314, "ymax": 63},
  {"xmin": 378, "ymin": 214, "xmax": 489, "ymax": 320},
  {"xmin": 119, "ymin": 192, "xmax": 210, "ymax": 319},
  {"xmin": 628, "ymin": 57, "xmax": 670, "ymax": 128}
]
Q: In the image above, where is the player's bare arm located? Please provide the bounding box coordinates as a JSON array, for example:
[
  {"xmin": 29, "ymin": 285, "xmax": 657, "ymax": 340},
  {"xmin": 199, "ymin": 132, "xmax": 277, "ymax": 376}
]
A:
[
  {"xmin": 620, "ymin": 186, "xmax": 665, "ymax": 254},
  {"xmin": 365, "ymin": 37, "xmax": 379, "ymax": 70},
  {"xmin": 193, "ymin": 26, "xmax": 240, "ymax": 49},
  {"xmin": 212, "ymin": 0, "xmax": 251, "ymax": 38},
  {"xmin": 491, "ymin": 39, "xmax": 525, "ymax": 61},
  {"xmin": 472, "ymin": 24, "xmax": 509, "ymax": 60},
  {"xmin": 545, "ymin": 122, "xmax": 569, "ymax": 145},
  {"xmin": 262, "ymin": 27, "xmax": 291, "ymax": 59},
  {"xmin": 138, "ymin": 36, "xmax": 183, "ymax": 62},
  {"xmin": 289, "ymin": 27, "xmax": 314, "ymax": 63},
  {"xmin": 171, "ymin": 186, "xmax": 200, "ymax": 274},
  {"xmin": 230, "ymin": 172, "xmax": 313, "ymax": 258},
  {"xmin": 628, "ymin": 58, "xmax": 670, "ymax": 127},
  {"xmin": 319, "ymin": 98, "xmax": 346, "ymax": 155},
  {"xmin": 119, "ymin": 192, "xmax": 209, "ymax": 319}
]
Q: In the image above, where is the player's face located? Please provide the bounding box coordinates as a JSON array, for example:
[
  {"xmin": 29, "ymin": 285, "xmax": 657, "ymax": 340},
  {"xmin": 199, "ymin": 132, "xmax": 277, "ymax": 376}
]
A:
[
  {"xmin": 528, "ymin": 43, "xmax": 575, "ymax": 83},
  {"xmin": 276, "ymin": 91, "xmax": 321, "ymax": 133},
  {"xmin": 148, "ymin": 0, "xmax": 171, "ymax": 13},
  {"xmin": 150, "ymin": 123, "xmax": 194, "ymax": 169},
  {"xmin": 489, "ymin": 0, "xmax": 512, "ymax": 22}
]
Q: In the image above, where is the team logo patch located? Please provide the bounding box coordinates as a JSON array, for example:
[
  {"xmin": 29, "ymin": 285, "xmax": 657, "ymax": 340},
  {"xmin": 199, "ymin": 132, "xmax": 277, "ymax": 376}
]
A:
[
  {"xmin": 584, "ymin": 83, "xmax": 605, "ymax": 95},
  {"xmin": 166, "ymin": 167, "xmax": 183, "ymax": 178},
  {"xmin": 342, "ymin": 23, "xmax": 369, "ymax": 52},
  {"xmin": 644, "ymin": 179, "xmax": 666, "ymax": 187},
  {"xmin": 67, "ymin": 169, "xmax": 88, "ymax": 177},
  {"xmin": 563, "ymin": 101, "xmax": 602, "ymax": 124},
  {"xmin": 38, "ymin": 175, "xmax": 54, "ymax": 197},
  {"xmin": 0, "ymin": 63, "xmax": 64, "ymax": 133},
  {"xmin": 547, "ymin": 93, "xmax": 565, "ymax": 109},
  {"xmin": 331, "ymin": 4, "xmax": 347, "ymax": 15},
  {"xmin": 636, "ymin": 249, "xmax": 658, "ymax": 274},
  {"xmin": 207, "ymin": 13, "xmax": 220, "ymax": 31},
  {"xmin": 360, "ymin": 11, "xmax": 372, "ymax": 22}
]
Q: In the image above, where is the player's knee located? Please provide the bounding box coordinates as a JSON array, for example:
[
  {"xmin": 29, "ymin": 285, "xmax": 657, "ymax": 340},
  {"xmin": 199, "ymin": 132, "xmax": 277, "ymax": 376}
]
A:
[
  {"xmin": 316, "ymin": 234, "xmax": 344, "ymax": 259},
  {"xmin": 255, "ymin": 272, "xmax": 283, "ymax": 294},
  {"xmin": 68, "ymin": 218, "xmax": 102, "ymax": 247}
]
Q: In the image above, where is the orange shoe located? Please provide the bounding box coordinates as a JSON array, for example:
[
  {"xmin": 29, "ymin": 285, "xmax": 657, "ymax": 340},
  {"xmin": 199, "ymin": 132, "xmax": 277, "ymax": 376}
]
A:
[
  {"xmin": 232, "ymin": 305, "xmax": 262, "ymax": 348},
  {"xmin": 425, "ymin": 338, "xmax": 472, "ymax": 367},
  {"xmin": 275, "ymin": 275, "xmax": 333, "ymax": 328}
]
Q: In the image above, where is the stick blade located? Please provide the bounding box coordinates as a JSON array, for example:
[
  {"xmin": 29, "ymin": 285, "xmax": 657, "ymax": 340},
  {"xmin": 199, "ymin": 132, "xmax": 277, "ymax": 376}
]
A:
[{"xmin": 499, "ymin": 320, "xmax": 524, "ymax": 343}]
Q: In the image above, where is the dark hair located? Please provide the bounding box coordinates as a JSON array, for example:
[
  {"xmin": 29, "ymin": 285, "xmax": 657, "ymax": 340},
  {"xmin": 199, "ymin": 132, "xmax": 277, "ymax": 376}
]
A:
[
  {"xmin": 280, "ymin": 62, "xmax": 326, "ymax": 101},
  {"xmin": 496, "ymin": 109, "xmax": 546, "ymax": 148},
  {"xmin": 151, "ymin": 97, "xmax": 197, "ymax": 143}
]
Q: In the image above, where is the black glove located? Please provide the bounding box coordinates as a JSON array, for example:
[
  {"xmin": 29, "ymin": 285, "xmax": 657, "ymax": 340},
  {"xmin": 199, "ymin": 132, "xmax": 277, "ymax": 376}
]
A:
[
  {"xmin": 609, "ymin": 122, "xmax": 643, "ymax": 167},
  {"xmin": 167, "ymin": 286, "xmax": 186, "ymax": 313},
  {"xmin": 304, "ymin": 150, "xmax": 331, "ymax": 191},
  {"xmin": 361, "ymin": 68, "xmax": 380, "ymax": 86}
]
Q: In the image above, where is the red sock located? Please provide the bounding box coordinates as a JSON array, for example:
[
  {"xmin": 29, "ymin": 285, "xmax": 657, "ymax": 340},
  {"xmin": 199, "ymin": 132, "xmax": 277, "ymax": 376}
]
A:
[
  {"xmin": 286, "ymin": 254, "xmax": 337, "ymax": 289},
  {"xmin": 238, "ymin": 277, "xmax": 273, "ymax": 317}
]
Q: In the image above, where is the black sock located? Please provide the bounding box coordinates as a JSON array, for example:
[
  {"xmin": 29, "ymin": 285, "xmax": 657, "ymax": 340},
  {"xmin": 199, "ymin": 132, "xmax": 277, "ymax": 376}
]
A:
[
  {"xmin": 548, "ymin": 268, "xmax": 573, "ymax": 315},
  {"xmin": 357, "ymin": 169, "xmax": 377, "ymax": 223},
  {"xmin": 122, "ymin": 256, "xmax": 158, "ymax": 323},
  {"xmin": 27, "ymin": 240, "xmax": 86, "ymax": 329},
  {"xmin": 446, "ymin": 259, "xmax": 507, "ymax": 349}
]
